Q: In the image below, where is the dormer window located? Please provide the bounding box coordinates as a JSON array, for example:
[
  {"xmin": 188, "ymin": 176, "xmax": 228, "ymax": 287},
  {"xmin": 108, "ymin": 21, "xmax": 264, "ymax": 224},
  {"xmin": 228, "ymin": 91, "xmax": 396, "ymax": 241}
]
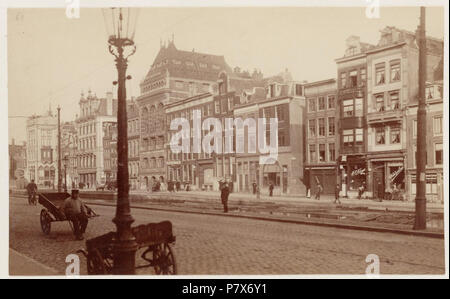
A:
[
  {"xmin": 346, "ymin": 46, "xmax": 357, "ymax": 56},
  {"xmin": 269, "ymin": 84, "xmax": 276, "ymax": 98},
  {"xmin": 172, "ymin": 59, "xmax": 181, "ymax": 65},
  {"xmin": 218, "ymin": 81, "xmax": 225, "ymax": 94},
  {"xmin": 199, "ymin": 63, "xmax": 207, "ymax": 68},
  {"xmin": 218, "ymin": 73, "xmax": 228, "ymax": 94},
  {"xmin": 295, "ymin": 84, "xmax": 303, "ymax": 96},
  {"xmin": 185, "ymin": 61, "xmax": 194, "ymax": 67}
]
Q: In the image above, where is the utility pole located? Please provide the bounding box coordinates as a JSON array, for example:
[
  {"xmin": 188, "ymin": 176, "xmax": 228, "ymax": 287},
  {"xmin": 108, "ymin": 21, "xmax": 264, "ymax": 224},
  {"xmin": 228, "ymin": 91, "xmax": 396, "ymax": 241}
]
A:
[
  {"xmin": 414, "ymin": 6, "xmax": 427, "ymax": 230},
  {"xmin": 57, "ymin": 106, "xmax": 62, "ymax": 192}
]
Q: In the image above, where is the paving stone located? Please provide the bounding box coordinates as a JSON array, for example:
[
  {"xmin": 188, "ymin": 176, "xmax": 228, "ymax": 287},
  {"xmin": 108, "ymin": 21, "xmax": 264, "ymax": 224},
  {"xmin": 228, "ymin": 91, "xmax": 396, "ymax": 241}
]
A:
[{"xmin": 9, "ymin": 196, "xmax": 445, "ymax": 276}]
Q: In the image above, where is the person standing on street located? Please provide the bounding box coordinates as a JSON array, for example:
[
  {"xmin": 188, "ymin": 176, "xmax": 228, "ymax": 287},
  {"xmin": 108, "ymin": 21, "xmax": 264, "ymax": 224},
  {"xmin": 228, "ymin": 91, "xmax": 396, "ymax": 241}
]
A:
[
  {"xmin": 252, "ymin": 182, "xmax": 257, "ymax": 194},
  {"xmin": 220, "ymin": 180, "xmax": 230, "ymax": 213},
  {"xmin": 26, "ymin": 179, "xmax": 38, "ymax": 204},
  {"xmin": 358, "ymin": 183, "xmax": 365, "ymax": 200},
  {"xmin": 377, "ymin": 181, "xmax": 384, "ymax": 202},
  {"xmin": 315, "ymin": 182, "xmax": 323, "ymax": 200},
  {"xmin": 334, "ymin": 183, "xmax": 341, "ymax": 204},
  {"xmin": 269, "ymin": 182, "xmax": 274, "ymax": 197}
]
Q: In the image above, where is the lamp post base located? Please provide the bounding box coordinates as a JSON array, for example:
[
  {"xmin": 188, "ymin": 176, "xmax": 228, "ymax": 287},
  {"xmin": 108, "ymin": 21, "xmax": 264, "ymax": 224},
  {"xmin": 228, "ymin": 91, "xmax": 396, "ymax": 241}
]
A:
[
  {"xmin": 112, "ymin": 214, "xmax": 138, "ymax": 275},
  {"xmin": 413, "ymin": 196, "xmax": 427, "ymax": 230},
  {"xmin": 112, "ymin": 240, "xmax": 138, "ymax": 275}
]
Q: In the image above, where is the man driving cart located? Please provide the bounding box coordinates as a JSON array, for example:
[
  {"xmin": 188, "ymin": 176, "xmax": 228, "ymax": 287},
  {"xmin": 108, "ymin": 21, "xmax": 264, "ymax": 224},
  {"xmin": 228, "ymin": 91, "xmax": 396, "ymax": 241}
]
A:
[{"xmin": 62, "ymin": 189, "xmax": 92, "ymax": 240}]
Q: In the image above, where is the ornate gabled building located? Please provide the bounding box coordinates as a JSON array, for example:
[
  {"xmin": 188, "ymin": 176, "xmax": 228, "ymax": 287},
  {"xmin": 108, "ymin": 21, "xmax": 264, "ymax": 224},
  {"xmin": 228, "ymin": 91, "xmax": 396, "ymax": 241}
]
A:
[
  {"xmin": 136, "ymin": 39, "xmax": 232, "ymax": 189},
  {"xmin": 26, "ymin": 109, "xmax": 58, "ymax": 188},
  {"xmin": 75, "ymin": 90, "xmax": 117, "ymax": 188}
]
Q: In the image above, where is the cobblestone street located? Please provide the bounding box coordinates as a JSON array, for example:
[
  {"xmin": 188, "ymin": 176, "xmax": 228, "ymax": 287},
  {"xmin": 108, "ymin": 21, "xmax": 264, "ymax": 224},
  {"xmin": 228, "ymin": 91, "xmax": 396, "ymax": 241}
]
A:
[{"xmin": 9, "ymin": 196, "xmax": 445, "ymax": 275}]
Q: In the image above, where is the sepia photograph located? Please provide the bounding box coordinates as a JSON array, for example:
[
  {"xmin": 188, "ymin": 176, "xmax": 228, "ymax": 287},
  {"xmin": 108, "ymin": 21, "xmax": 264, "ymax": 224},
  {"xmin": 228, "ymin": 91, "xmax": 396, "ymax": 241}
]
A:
[{"xmin": 3, "ymin": 0, "xmax": 448, "ymax": 281}]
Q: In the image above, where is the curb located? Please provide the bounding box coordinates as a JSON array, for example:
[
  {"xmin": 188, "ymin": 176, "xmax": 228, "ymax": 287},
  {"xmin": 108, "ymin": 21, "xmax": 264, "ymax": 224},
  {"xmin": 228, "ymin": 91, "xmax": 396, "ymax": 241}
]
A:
[{"xmin": 84, "ymin": 201, "xmax": 444, "ymax": 239}]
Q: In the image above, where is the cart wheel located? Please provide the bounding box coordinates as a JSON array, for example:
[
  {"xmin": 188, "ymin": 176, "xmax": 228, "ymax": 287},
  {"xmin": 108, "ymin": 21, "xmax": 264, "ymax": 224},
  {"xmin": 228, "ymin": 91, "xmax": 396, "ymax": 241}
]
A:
[
  {"xmin": 87, "ymin": 249, "xmax": 107, "ymax": 275},
  {"xmin": 153, "ymin": 243, "xmax": 177, "ymax": 275},
  {"xmin": 40, "ymin": 209, "xmax": 51, "ymax": 235}
]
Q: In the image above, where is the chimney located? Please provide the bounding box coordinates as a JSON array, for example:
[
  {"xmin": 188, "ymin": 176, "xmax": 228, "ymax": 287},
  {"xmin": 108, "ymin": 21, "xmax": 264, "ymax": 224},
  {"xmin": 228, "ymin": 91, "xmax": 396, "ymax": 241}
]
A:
[
  {"xmin": 106, "ymin": 91, "xmax": 113, "ymax": 116},
  {"xmin": 12, "ymin": 138, "xmax": 15, "ymax": 146}
]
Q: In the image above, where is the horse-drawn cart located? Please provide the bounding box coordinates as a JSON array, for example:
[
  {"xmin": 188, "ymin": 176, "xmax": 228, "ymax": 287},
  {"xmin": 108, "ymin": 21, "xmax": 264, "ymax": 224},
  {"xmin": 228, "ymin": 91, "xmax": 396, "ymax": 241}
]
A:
[
  {"xmin": 78, "ymin": 221, "xmax": 177, "ymax": 275},
  {"xmin": 38, "ymin": 192, "xmax": 98, "ymax": 235}
]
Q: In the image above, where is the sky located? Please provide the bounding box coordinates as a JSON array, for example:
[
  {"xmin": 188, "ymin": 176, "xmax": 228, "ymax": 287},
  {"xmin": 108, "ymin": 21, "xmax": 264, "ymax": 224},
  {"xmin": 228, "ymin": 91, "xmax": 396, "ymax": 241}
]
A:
[{"xmin": 7, "ymin": 6, "xmax": 445, "ymax": 144}]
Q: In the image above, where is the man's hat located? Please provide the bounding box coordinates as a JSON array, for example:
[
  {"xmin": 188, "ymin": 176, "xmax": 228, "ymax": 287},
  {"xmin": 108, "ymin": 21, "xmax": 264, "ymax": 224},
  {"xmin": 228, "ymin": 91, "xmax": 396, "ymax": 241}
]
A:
[{"xmin": 71, "ymin": 189, "xmax": 79, "ymax": 197}]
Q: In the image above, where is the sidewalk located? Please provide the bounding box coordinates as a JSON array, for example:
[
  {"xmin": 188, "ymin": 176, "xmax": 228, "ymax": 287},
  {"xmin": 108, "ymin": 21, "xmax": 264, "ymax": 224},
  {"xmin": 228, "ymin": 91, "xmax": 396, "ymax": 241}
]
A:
[
  {"xmin": 130, "ymin": 190, "xmax": 444, "ymax": 213},
  {"xmin": 9, "ymin": 248, "xmax": 59, "ymax": 276}
]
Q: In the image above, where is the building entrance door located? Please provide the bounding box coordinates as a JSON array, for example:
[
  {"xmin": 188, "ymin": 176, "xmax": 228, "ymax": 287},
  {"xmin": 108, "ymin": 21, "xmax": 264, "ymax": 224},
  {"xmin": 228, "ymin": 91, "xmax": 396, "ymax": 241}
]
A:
[{"xmin": 373, "ymin": 165, "xmax": 385, "ymax": 199}]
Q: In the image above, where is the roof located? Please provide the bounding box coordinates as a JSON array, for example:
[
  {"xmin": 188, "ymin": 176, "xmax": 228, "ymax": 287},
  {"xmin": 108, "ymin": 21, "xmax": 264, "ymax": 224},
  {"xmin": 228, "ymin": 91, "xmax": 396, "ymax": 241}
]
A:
[
  {"xmin": 229, "ymin": 76, "xmax": 266, "ymax": 94},
  {"xmin": 367, "ymin": 26, "xmax": 444, "ymax": 55},
  {"xmin": 303, "ymin": 78, "xmax": 336, "ymax": 88},
  {"xmin": 142, "ymin": 41, "xmax": 232, "ymax": 84},
  {"xmin": 97, "ymin": 98, "xmax": 118, "ymax": 116}
]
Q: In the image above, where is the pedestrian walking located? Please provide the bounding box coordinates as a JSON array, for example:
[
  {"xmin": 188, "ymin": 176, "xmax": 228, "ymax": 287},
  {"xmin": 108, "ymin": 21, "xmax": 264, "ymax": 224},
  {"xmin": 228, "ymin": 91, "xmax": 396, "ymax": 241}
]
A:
[
  {"xmin": 269, "ymin": 182, "xmax": 274, "ymax": 197},
  {"xmin": 252, "ymin": 182, "xmax": 257, "ymax": 194},
  {"xmin": 334, "ymin": 183, "xmax": 341, "ymax": 204},
  {"xmin": 315, "ymin": 182, "xmax": 323, "ymax": 200},
  {"xmin": 220, "ymin": 180, "xmax": 230, "ymax": 213},
  {"xmin": 176, "ymin": 181, "xmax": 181, "ymax": 192}
]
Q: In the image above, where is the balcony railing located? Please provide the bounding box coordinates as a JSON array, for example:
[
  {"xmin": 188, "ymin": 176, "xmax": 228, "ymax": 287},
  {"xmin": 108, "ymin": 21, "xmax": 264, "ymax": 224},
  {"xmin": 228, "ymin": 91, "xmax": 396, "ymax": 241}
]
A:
[{"xmin": 367, "ymin": 106, "xmax": 402, "ymax": 124}]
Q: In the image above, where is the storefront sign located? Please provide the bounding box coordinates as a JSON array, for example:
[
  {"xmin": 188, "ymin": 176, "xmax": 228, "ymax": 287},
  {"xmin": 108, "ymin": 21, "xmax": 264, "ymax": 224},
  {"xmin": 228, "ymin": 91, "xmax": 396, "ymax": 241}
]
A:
[
  {"xmin": 389, "ymin": 166, "xmax": 404, "ymax": 182},
  {"xmin": 351, "ymin": 168, "xmax": 365, "ymax": 176}
]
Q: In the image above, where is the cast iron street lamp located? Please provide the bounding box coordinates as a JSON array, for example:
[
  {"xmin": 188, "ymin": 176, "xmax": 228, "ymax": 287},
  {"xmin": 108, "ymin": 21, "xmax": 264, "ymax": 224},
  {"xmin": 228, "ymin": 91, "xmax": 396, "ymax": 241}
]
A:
[
  {"xmin": 414, "ymin": 7, "xmax": 427, "ymax": 230},
  {"xmin": 103, "ymin": 7, "xmax": 140, "ymax": 274}
]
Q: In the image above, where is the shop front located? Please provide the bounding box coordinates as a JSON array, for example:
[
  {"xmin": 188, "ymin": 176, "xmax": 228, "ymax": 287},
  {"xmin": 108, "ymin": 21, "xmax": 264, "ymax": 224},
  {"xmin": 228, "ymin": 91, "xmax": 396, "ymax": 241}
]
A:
[
  {"xmin": 339, "ymin": 155, "xmax": 366, "ymax": 198},
  {"xmin": 368, "ymin": 158, "xmax": 406, "ymax": 200},
  {"xmin": 307, "ymin": 166, "xmax": 338, "ymax": 195}
]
